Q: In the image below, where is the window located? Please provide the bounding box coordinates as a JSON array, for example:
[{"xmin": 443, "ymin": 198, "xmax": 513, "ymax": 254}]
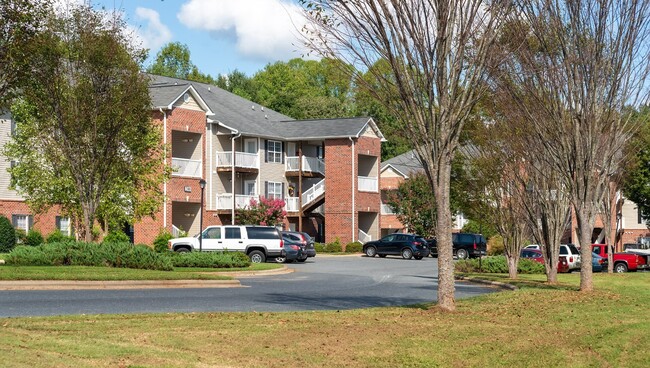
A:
[
  {"xmin": 12, "ymin": 214, "xmax": 32, "ymax": 232},
  {"xmin": 247, "ymin": 227, "xmax": 280, "ymax": 239},
  {"xmin": 203, "ymin": 227, "xmax": 221, "ymax": 239},
  {"xmin": 56, "ymin": 216, "xmax": 71, "ymax": 235},
  {"xmin": 266, "ymin": 181, "xmax": 283, "ymax": 200},
  {"xmin": 266, "ymin": 140, "xmax": 283, "ymax": 163},
  {"xmin": 225, "ymin": 227, "xmax": 241, "ymax": 239}
]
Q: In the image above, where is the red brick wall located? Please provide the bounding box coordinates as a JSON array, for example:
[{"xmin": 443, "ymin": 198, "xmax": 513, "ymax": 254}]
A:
[{"xmin": 0, "ymin": 200, "xmax": 61, "ymax": 236}]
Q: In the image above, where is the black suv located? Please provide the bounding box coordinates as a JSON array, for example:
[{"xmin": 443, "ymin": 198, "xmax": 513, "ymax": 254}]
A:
[
  {"xmin": 427, "ymin": 233, "xmax": 487, "ymax": 259},
  {"xmin": 363, "ymin": 233, "xmax": 430, "ymax": 260}
]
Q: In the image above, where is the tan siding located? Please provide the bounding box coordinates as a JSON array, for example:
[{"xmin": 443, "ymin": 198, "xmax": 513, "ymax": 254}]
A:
[
  {"xmin": 259, "ymin": 138, "xmax": 288, "ymax": 197},
  {"xmin": 0, "ymin": 114, "xmax": 23, "ymax": 200},
  {"xmin": 622, "ymin": 200, "xmax": 647, "ymax": 230},
  {"xmin": 381, "ymin": 167, "xmax": 405, "ymax": 178},
  {"xmin": 362, "ymin": 125, "xmax": 378, "ymax": 138},
  {"xmin": 172, "ymin": 93, "xmax": 203, "ymax": 111}
]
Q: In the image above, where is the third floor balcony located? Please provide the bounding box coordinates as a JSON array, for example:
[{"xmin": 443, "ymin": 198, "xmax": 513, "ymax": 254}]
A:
[
  {"xmin": 216, "ymin": 151, "xmax": 260, "ymax": 173},
  {"xmin": 285, "ymin": 156, "xmax": 325, "ymax": 177}
]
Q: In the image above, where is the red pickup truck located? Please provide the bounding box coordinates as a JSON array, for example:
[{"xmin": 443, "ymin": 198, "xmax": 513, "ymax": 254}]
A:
[{"xmin": 591, "ymin": 244, "xmax": 650, "ymax": 273}]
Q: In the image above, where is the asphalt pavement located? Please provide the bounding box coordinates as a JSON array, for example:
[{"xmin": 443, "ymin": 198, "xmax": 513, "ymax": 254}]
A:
[{"xmin": 0, "ymin": 255, "xmax": 498, "ymax": 317}]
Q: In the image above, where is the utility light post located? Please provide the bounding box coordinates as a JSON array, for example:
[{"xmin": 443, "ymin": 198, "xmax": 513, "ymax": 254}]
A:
[{"xmin": 199, "ymin": 179, "xmax": 206, "ymax": 252}]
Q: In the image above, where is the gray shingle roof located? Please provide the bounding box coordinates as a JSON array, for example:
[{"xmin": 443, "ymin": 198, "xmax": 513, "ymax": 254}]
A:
[
  {"xmin": 147, "ymin": 74, "xmax": 382, "ymax": 140},
  {"xmin": 381, "ymin": 150, "xmax": 423, "ymax": 177}
]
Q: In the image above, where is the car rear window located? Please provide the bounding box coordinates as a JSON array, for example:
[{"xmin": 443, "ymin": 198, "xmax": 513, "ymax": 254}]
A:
[
  {"xmin": 560, "ymin": 246, "xmax": 568, "ymax": 255},
  {"xmin": 247, "ymin": 227, "xmax": 280, "ymax": 239},
  {"xmin": 225, "ymin": 227, "xmax": 242, "ymax": 239},
  {"xmin": 567, "ymin": 244, "xmax": 579, "ymax": 254}
]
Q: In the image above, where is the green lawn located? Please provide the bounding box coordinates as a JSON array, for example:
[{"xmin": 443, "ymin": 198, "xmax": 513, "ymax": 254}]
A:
[
  {"xmin": 0, "ymin": 263, "xmax": 282, "ymax": 281},
  {"xmin": 1, "ymin": 272, "xmax": 648, "ymax": 367}
]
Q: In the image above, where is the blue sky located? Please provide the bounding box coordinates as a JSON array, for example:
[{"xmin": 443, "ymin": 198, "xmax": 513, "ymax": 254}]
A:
[{"xmin": 90, "ymin": 0, "xmax": 308, "ymax": 77}]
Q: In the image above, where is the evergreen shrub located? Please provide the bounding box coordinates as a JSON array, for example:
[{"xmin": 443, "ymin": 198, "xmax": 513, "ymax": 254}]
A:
[{"xmin": 0, "ymin": 216, "xmax": 16, "ymax": 252}]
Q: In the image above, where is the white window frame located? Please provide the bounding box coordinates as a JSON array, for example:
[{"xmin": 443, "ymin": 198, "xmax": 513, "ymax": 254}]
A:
[
  {"xmin": 267, "ymin": 181, "xmax": 283, "ymax": 200},
  {"xmin": 267, "ymin": 140, "xmax": 283, "ymax": 163}
]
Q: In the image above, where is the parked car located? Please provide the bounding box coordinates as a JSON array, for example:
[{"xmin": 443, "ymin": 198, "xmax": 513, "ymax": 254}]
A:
[
  {"xmin": 558, "ymin": 256, "xmax": 570, "ymax": 273},
  {"xmin": 560, "ymin": 244, "xmax": 581, "ymax": 272},
  {"xmin": 591, "ymin": 252, "xmax": 607, "ymax": 272},
  {"xmin": 592, "ymin": 244, "xmax": 649, "ymax": 273},
  {"xmin": 520, "ymin": 249, "xmax": 545, "ymax": 264},
  {"xmin": 524, "ymin": 244, "xmax": 540, "ymax": 250},
  {"xmin": 363, "ymin": 233, "xmax": 430, "ymax": 260},
  {"xmin": 168, "ymin": 225, "xmax": 284, "ymax": 263},
  {"xmin": 274, "ymin": 240, "xmax": 304, "ymax": 264},
  {"xmin": 281, "ymin": 231, "xmax": 316, "ymax": 261},
  {"xmin": 427, "ymin": 233, "xmax": 487, "ymax": 259}
]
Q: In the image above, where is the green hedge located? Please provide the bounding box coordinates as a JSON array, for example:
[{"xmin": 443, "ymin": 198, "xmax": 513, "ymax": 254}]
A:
[
  {"xmin": 455, "ymin": 256, "xmax": 545, "ymax": 274},
  {"xmin": 5, "ymin": 242, "xmax": 173, "ymax": 271},
  {"xmin": 153, "ymin": 231, "xmax": 173, "ymax": 253},
  {"xmin": 46, "ymin": 231, "xmax": 75, "ymax": 244},
  {"xmin": 0, "ymin": 216, "xmax": 16, "ymax": 252},
  {"xmin": 314, "ymin": 241, "xmax": 342, "ymax": 253},
  {"xmin": 344, "ymin": 242, "xmax": 362, "ymax": 253},
  {"xmin": 166, "ymin": 251, "xmax": 251, "ymax": 268}
]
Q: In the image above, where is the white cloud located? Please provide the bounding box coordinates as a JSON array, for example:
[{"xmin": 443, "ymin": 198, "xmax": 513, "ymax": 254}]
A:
[
  {"xmin": 132, "ymin": 7, "xmax": 173, "ymax": 52},
  {"xmin": 177, "ymin": 0, "xmax": 308, "ymax": 61}
]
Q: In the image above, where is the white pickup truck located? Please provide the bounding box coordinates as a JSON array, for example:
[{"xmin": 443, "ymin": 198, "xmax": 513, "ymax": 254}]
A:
[{"xmin": 168, "ymin": 225, "xmax": 284, "ymax": 263}]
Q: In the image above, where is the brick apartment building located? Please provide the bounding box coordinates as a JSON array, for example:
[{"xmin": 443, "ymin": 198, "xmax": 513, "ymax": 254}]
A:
[{"xmin": 0, "ymin": 74, "xmax": 385, "ymax": 245}]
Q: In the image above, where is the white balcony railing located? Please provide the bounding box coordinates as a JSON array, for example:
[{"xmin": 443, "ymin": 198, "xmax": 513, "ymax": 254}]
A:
[
  {"xmin": 285, "ymin": 197, "xmax": 299, "ymax": 212},
  {"xmin": 303, "ymin": 179, "xmax": 325, "ymax": 206},
  {"xmin": 215, "ymin": 194, "xmax": 257, "ymax": 210},
  {"xmin": 381, "ymin": 203, "xmax": 395, "ymax": 215},
  {"xmin": 358, "ymin": 176, "xmax": 378, "ymax": 192},
  {"xmin": 171, "ymin": 158, "xmax": 202, "ymax": 178},
  {"xmin": 285, "ymin": 156, "xmax": 325, "ymax": 175},
  {"xmin": 216, "ymin": 151, "xmax": 259, "ymax": 169}
]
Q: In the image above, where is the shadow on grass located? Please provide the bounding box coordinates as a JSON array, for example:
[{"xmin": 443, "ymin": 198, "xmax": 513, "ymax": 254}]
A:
[{"xmin": 456, "ymin": 272, "xmax": 579, "ymax": 291}]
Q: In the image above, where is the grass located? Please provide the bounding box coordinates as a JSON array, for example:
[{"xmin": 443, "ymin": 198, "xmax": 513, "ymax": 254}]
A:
[
  {"xmin": 0, "ymin": 263, "xmax": 282, "ymax": 281},
  {"xmin": 0, "ymin": 252, "xmax": 7, "ymax": 260},
  {"xmin": 1, "ymin": 272, "xmax": 649, "ymax": 367}
]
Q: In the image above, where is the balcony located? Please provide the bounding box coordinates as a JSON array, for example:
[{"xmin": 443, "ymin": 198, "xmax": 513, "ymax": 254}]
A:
[
  {"xmin": 358, "ymin": 176, "xmax": 378, "ymax": 192},
  {"xmin": 215, "ymin": 193, "xmax": 257, "ymax": 210},
  {"xmin": 216, "ymin": 151, "xmax": 259, "ymax": 172},
  {"xmin": 285, "ymin": 197, "xmax": 299, "ymax": 212},
  {"xmin": 171, "ymin": 158, "xmax": 202, "ymax": 178},
  {"xmin": 285, "ymin": 156, "xmax": 325, "ymax": 177},
  {"xmin": 381, "ymin": 203, "xmax": 395, "ymax": 215}
]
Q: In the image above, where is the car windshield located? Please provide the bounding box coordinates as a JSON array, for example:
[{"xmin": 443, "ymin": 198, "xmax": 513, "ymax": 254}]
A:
[{"xmin": 568, "ymin": 244, "xmax": 579, "ymax": 254}]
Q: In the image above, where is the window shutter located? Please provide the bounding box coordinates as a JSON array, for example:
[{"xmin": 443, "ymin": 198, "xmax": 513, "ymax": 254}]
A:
[
  {"xmin": 56, "ymin": 216, "xmax": 61, "ymax": 231},
  {"xmin": 639, "ymin": 208, "xmax": 643, "ymax": 224},
  {"xmin": 28, "ymin": 216, "xmax": 33, "ymax": 231},
  {"xmin": 265, "ymin": 181, "xmax": 268, "ymax": 198},
  {"xmin": 11, "ymin": 215, "xmax": 17, "ymax": 228},
  {"xmin": 264, "ymin": 140, "xmax": 268, "ymax": 163},
  {"xmin": 281, "ymin": 182, "xmax": 285, "ymax": 199},
  {"xmin": 281, "ymin": 142, "xmax": 284, "ymax": 164}
]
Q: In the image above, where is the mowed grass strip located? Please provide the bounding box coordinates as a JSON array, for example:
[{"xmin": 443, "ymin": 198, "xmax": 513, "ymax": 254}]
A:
[
  {"xmin": 1, "ymin": 273, "xmax": 649, "ymax": 367},
  {"xmin": 0, "ymin": 263, "xmax": 281, "ymax": 281}
]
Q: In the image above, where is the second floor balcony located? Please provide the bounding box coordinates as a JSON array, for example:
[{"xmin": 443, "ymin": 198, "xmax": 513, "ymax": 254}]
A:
[
  {"xmin": 381, "ymin": 203, "xmax": 395, "ymax": 215},
  {"xmin": 216, "ymin": 151, "xmax": 260, "ymax": 173},
  {"xmin": 215, "ymin": 193, "xmax": 257, "ymax": 210},
  {"xmin": 171, "ymin": 158, "xmax": 202, "ymax": 178},
  {"xmin": 285, "ymin": 156, "xmax": 325, "ymax": 177},
  {"xmin": 358, "ymin": 176, "xmax": 378, "ymax": 192}
]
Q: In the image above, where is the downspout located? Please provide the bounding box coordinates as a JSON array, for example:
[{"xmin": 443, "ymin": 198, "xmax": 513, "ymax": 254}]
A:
[
  {"xmin": 208, "ymin": 122, "xmax": 212, "ymax": 211},
  {"xmin": 231, "ymin": 132, "xmax": 241, "ymax": 224},
  {"xmin": 349, "ymin": 136, "xmax": 355, "ymax": 242},
  {"xmin": 160, "ymin": 108, "xmax": 167, "ymax": 228}
]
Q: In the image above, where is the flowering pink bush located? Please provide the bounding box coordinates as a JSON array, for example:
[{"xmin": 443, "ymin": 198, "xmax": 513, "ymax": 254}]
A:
[{"xmin": 235, "ymin": 196, "xmax": 286, "ymax": 226}]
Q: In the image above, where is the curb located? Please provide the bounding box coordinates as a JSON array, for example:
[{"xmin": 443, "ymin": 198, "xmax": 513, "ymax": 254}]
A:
[
  {"xmin": 0, "ymin": 279, "xmax": 242, "ymax": 291},
  {"xmin": 455, "ymin": 276, "xmax": 518, "ymax": 291},
  {"xmin": 218, "ymin": 265, "xmax": 294, "ymax": 278}
]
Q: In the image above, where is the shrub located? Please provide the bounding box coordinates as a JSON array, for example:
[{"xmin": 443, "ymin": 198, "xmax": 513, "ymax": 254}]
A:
[
  {"xmin": 24, "ymin": 230, "xmax": 44, "ymax": 247},
  {"xmin": 0, "ymin": 216, "xmax": 16, "ymax": 252},
  {"xmin": 345, "ymin": 242, "xmax": 362, "ymax": 253},
  {"xmin": 46, "ymin": 231, "xmax": 75, "ymax": 244},
  {"xmin": 15, "ymin": 228, "xmax": 26, "ymax": 244},
  {"xmin": 5, "ymin": 241, "xmax": 173, "ymax": 271},
  {"xmin": 153, "ymin": 230, "xmax": 173, "ymax": 253},
  {"xmin": 455, "ymin": 256, "xmax": 545, "ymax": 274},
  {"xmin": 166, "ymin": 251, "xmax": 251, "ymax": 268},
  {"xmin": 314, "ymin": 243, "xmax": 325, "ymax": 252},
  {"xmin": 103, "ymin": 230, "xmax": 131, "ymax": 244},
  {"xmin": 488, "ymin": 235, "xmax": 504, "ymax": 256}
]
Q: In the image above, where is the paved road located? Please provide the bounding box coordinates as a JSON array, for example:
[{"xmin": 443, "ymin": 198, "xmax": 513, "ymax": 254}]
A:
[{"xmin": 0, "ymin": 255, "xmax": 497, "ymax": 317}]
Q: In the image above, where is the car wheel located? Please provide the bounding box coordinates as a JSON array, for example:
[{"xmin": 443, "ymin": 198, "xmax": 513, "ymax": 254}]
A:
[
  {"xmin": 248, "ymin": 250, "xmax": 266, "ymax": 264},
  {"xmin": 414, "ymin": 255, "xmax": 423, "ymax": 260},
  {"xmin": 297, "ymin": 257, "xmax": 307, "ymax": 263},
  {"xmin": 378, "ymin": 254, "xmax": 387, "ymax": 258},
  {"xmin": 614, "ymin": 263, "xmax": 628, "ymax": 273},
  {"xmin": 365, "ymin": 246, "xmax": 377, "ymax": 257},
  {"xmin": 456, "ymin": 249, "xmax": 469, "ymax": 260},
  {"xmin": 401, "ymin": 248, "xmax": 413, "ymax": 260},
  {"xmin": 175, "ymin": 247, "xmax": 190, "ymax": 253},
  {"xmin": 275, "ymin": 256, "xmax": 287, "ymax": 263}
]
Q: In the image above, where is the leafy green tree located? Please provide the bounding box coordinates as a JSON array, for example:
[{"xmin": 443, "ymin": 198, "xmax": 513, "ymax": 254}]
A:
[
  {"xmin": 147, "ymin": 42, "xmax": 215, "ymax": 84},
  {"xmin": 235, "ymin": 197, "xmax": 287, "ymax": 226},
  {"xmin": 4, "ymin": 4, "xmax": 167, "ymax": 241},
  {"xmin": 622, "ymin": 106, "xmax": 650, "ymax": 223},
  {"xmin": 0, "ymin": 216, "xmax": 16, "ymax": 252},
  {"xmin": 215, "ymin": 69, "xmax": 256, "ymax": 100},
  {"xmin": 0, "ymin": 0, "xmax": 51, "ymax": 107}
]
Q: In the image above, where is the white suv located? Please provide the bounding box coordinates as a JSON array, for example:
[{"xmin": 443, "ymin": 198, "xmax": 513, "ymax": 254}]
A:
[
  {"xmin": 560, "ymin": 244, "xmax": 581, "ymax": 272},
  {"xmin": 169, "ymin": 225, "xmax": 284, "ymax": 263}
]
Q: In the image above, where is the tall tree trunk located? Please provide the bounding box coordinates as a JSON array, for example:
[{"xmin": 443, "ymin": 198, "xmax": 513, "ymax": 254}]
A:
[
  {"xmin": 546, "ymin": 264, "xmax": 558, "ymax": 284},
  {"xmin": 82, "ymin": 202, "xmax": 95, "ymax": 242},
  {"xmin": 434, "ymin": 156, "xmax": 455, "ymax": 311},
  {"xmin": 576, "ymin": 207, "xmax": 594, "ymax": 292},
  {"xmin": 506, "ymin": 255, "xmax": 519, "ymax": 279}
]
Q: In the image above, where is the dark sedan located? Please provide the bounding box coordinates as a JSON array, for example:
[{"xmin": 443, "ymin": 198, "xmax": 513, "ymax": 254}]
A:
[{"xmin": 363, "ymin": 233, "xmax": 430, "ymax": 260}]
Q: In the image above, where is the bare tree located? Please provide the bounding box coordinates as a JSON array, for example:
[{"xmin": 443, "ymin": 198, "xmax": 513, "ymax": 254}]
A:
[
  {"xmin": 502, "ymin": 0, "xmax": 650, "ymax": 291},
  {"xmin": 300, "ymin": 0, "xmax": 511, "ymax": 312}
]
